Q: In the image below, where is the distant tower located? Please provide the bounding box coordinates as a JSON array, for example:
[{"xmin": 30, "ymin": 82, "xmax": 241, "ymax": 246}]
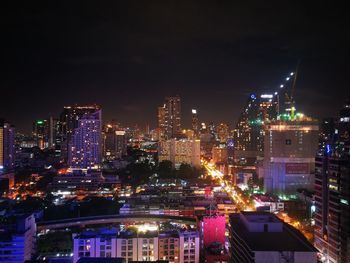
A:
[
  {"xmin": 68, "ymin": 110, "xmax": 102, "ymax": 169},
  {"xmin": 158, "ymin": 96, "xmax": 181, "ymax": 139},
  {"xmin": 0, "ymin": 120, "xmax": 15, "ymax": 170},
  {"xmin": 158, "ymin": 105, "xmax": 166, "ymax": 140},
  {"xmin": 191, "ymin": 109, "xmax": 199, "ymax": 139}
]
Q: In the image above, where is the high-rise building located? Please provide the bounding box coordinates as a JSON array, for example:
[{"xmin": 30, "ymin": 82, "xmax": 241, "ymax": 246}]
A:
[
  {"xmin": 158, "ymin": 138, "xmax": 200, "ymax": 168},
  {"xmin": 234, "ymin": 94, "xmax": 278, "ymax": 161},
  {"xmin": 158, "ymin": 96, "xmax": 181, "ymax": 139},
  {"xmin": 60, "ymin": 104, "xmax": 101, "ymax": 160},
  {"xmin": 263, "ymin": 114, "xmax": 319, "ymax": 194},
  {"xmin": 0, "ymin": 120, "xmax": 15, "ymax": 170},
  {"xmin": 314, "ymin": 101, "xmax": 350, "ymax": 263},
  {"xmin": 230, "ymin": 212, "xmax": 317, "ymax": 263},
  {"xmin": 68, "ymin": 110, "xmax": 102, "ymax": 169},
  {"xmin": 32, "ymin": 119, "xmax": 49, "ymax": 149},
  {"xmin": 158, "ymin": 106, "xmax": 166, "ymax": 140},
  {"xmin": 103, "ymin": 123, "xmax": 127, "ymax": 160},
  {"xmin": 192, "ymin": 109, "xmax": 199, "ymax": 139},
  {"xmin": 0, "ymin": 213, "xmax": 37, "ymax": 263}
]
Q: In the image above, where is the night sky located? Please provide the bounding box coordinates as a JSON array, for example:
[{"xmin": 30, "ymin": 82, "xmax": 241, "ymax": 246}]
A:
[{"xmin": 2, "ymin": 1, "xmax": 349, "ymax": 133}]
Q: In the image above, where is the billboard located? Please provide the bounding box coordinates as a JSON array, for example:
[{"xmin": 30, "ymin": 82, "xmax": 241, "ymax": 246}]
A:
[{"xmin": 285, "ymin": 163, "xmax": 309, "ymax": 174}]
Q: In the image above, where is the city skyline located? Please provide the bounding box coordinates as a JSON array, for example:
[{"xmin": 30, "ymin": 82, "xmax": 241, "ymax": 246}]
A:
[{"xmin": 2, "ymin": 1, "xmax": 349, "ymax": 132}]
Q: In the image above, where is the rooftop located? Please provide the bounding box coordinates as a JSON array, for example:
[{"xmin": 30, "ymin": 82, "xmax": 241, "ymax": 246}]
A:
[{"xmin": 230, "ymin": 212, "xmax": 317, "ymax": 252}]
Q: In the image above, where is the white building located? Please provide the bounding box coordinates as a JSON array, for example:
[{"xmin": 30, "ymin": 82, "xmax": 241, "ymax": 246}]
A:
[
  {"xmin": 73, "ymin": 228, "xmax": 200, "ymax": 263},
  {"xmin": 230, "ymin": 212, "xmax": 317, "ymax": 263},
  {"xmin": 263, "ymin": 118, "xmax": 319, "ymax": 194},
  {"xmin": 0, "ymin": 214, "xmax": 37, "ymax": 263},
  {"xmin": 159, "ymin": 139, "xmax": 200, "ymax": 168}
]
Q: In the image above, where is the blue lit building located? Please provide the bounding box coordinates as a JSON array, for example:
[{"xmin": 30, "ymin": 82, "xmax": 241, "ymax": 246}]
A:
[{"xmin": 68, "ymin": 110, "xmax": 102, "ymax": 169}]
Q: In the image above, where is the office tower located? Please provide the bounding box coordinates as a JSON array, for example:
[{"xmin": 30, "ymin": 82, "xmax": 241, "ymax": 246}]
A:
[
  {"xmin": 192, "ymin": 109, "xmax": 199, "ymax": 139},
  {"xmin": 158, "ymin": 138, "xmax": 200, "ymax": 168},
  {"xmin": 263, "ymin": 114, "xmax": 319, "ymax": 194},
  {"xmin": 103, "ymin": 123, "xmax": 126, "ymax": 160},
  {"xmin": 314, "ymin": 101, "xmax": 350, "ymax": 263},
  {"xmin": 234, "ymin": 94, "xmax": 278, "ymax": 160},
  {"xmin": 115, "ymin": 130, "xmax": 127, "ymax": 158},
  {"xmin": 60, "ymin": 104, "xmax": 101, "ymax": 160},
  {"xmin": 0, "ymin": 213, "xmax": 37, "ymax": 263},
  {"xmin": 216, "ymin": 123, "xmax": 229, "ymax": 143},
  {"xmin": 32, "ymin": 119, "xmax": 49, "ymax": 149},
  {"xmin": 73, "ymin": 228, "xmax": 200, "ymax": 263},
  {"xmin": 0, "ymin": 120, "xmax": 15, "ymax": 170},
  {"xmin": 230, "ymin": 212, "xmax": 317, "ymax": 263},
  {"xmin": 68, "ymin": 110, "xmax": 102, "ymax": 169},
  {"xmin": 158, "ymin": 96, "xmax": 181, "ymax": 139}
]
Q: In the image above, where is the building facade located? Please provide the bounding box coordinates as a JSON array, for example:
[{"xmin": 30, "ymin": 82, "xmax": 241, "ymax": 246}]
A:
[
  {"xmin": 0, "ymin": 120, "xmax": 15, "ymax": 170},
  {"xmin": 314, "ymin": 100, "xmax": 350, "ymax": 263},
  {"xmin": 158, "ymin": 96, "xmax": 181, "ymax": 140},
  {"xmin": 73, "ymin": 229, "xmax": 200, "ymax": 263},
  {"xmin": 68, "ymin": 110, "xmax": 102, "ymax": 169},
  {"xmin": 158, "ymin": 139, "xmax": 200, "ymax": 168},
  {"xmin": 263, "ymin": 116, "xmax": 319, "ymax": 194},
  {"xmin": 0, "ymin": 214, "xmax": 37, "ymax": 263}
]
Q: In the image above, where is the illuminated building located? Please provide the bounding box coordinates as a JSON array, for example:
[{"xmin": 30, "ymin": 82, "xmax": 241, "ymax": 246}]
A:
[
  {"xmin": 234, "ymin": 94, "xmax": 278, "ymax": 162},
  {"xmin": 0, "ymin": 119, "xmax": 15, "ymax": 170},
  {"xmin": 60, "ymin": 104, "xmax": 101, "ymax": 160},
  {"xmin": 103, "ymin": 123, "xmax": 127, "ymax": 160},
  {"xmin": 158, "ymin": 106, "xmax": 166, "ymax": 140},
  {"xmin": 0, "ymin": 213, "xmax": 37, "ymax": 263},
  {"xmin": 32, "ymin": 119, "xmax": 50, "ymax": 149},
  {"xmin": 216, "ymin": 123, "xmax": 229, "ymax": 143},
  {"xmin": 314, "ymin": 101, "xmax": 350, "ymax": 263},
  {"xmin": 73, "ymin": 228, "xmax": 200, "ymax": 263},
  {"xmin": 230, "ymin": 212, "xmax": 317, "ymax": 263},
  {"xmin": 158, "ymin": 96, "xmax": 181, "ymax": 140},
  {"xmin": 201, "ymin": 214, "xmax": 225, "ymax": 249},
  {"xmin": 158, "ymin": 138, "xmax": 200, "ymax": 168},
  {"xmin": 227, "ymin": 138, "xmax": 234, "ymax": 165},
  {"xmin": 263, "ymin": 114, "xmax": 319, "ymax": 194},
  {"xmin": 68, "ymin": 110, "xmax": 102, "ymax": 169},
  {"xmin": 51, "ymin": 169, "xmax": 105, "ymax": 192},
  {"xmin": 212, "ymin": 144, "xmax": 228, "ymax": 165},
  {"xmin": 192, "ymin": 109, "xmax": 199, "ymax": 139}
]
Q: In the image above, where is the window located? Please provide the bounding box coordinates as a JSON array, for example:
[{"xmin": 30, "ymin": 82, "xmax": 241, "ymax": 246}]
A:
[{"xmin": 286, "ymin": 139, "xmax": 292, "ymax": 145}]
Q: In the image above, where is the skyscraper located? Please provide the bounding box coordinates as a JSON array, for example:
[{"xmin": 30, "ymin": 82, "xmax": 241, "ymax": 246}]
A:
[
  {"xmin": 314, "ymin": 101, "xmax": 350, "ymax": 263},
  {"xmin": 158, "ymin": 105, "xmax": 166, "ymax": 140},
  {"xmin": 60, "ymin": 104, "xmax": 101, "ymax": 160},
  {"xmin": 192, "ymin": 109, "xmax": 199, "ymax": 139},
  {"xmin": 68, "ymin": 110, "xmax": 102, "ymax": 169},
  {"xmin": 158, "ymin": 96, "xmax": 181, "ymax": 139},
  {"xmin": 234, "ymin": 93, "xmax": 278, "ymax": 157},
  {"xmin": 32, "ymin": 119, "xmax": 49, "ymax": 149},
  {"xmin": 0, "ymin": 120, "xmax": 15, "ymax": 170}
]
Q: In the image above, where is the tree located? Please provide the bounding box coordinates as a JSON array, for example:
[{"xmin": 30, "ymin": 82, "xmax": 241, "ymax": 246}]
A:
[
  {"xmin": 157, "ymin": 160, "xmax": 174, "ymax": 178},
  {"xmin": 178, "ymin": 163, "xmax": 193, "ymax": 179}
]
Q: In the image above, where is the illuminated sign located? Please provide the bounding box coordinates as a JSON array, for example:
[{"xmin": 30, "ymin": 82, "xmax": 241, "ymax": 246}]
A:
[
  {"xmin": 260, "ymin": 94, "xmax": 273, "ymax": 99},
  {"xmin": 192, "ymin": 109, "xmax": 197, "ymax": 114}
]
